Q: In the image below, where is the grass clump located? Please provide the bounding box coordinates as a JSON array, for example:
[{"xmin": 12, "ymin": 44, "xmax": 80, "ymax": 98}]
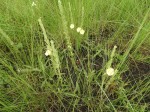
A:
[{"xmin": 0, "ymin": 0, "xmax": 150, "ymax": 112}]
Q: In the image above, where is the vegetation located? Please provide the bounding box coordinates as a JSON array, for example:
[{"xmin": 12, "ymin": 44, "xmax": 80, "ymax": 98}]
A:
[{"xmin": 0, "ymin": 0, "xmax": 150, "ymax": 111}]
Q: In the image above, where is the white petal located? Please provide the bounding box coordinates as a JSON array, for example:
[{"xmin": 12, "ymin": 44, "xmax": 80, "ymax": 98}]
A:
[
  {"xmin": 45, "ymin": 50, "xmax": 51, "ymax": 56},
  {"xmin": 32, "ymin": 2, "xmax": 36, "ymax": 6},
  {"xmin": 77, "ymin": 27, "xmax": 81, "ymax": 32},
  {"xmin": 45, "ymin": 52, "xmax": 48, "ymax": 56},
  {"xmin": 106, "ymin": 67, "xmax": 115, "ymax": 76},
  {"xmin": 114, "ymin": 45, "xmax": 117, "ymax": 49},
  {"xmin": 80, "ymin": 29, "xmax": 85, "ymax": 35},
  {"xmin": 70, "ymin": 24, "xmax": 74, "ymax": 29}
]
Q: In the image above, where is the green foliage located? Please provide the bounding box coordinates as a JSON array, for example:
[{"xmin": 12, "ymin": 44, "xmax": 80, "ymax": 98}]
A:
[{"xmin": 0, "ymin": 0, "xmax": 150, "ymax": 111}]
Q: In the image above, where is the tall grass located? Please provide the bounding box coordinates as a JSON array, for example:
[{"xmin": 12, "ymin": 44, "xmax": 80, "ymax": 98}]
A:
[{"xmin": 0, "ymin": 0, "xmax": 150, "ymax": 111}]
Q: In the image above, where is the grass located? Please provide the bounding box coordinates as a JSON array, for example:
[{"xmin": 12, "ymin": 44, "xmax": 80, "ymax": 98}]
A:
[{"xmin": 0, "ymin": 0, "xmax": 150, "ymax": 111}]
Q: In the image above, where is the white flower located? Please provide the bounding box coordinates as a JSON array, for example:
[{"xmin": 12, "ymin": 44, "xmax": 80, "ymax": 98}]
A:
[
  {"xmin": 80, "ymin": 29, "xmax": 85, "ymax": 35},
  {"xmin": 70, "ymin": 24, "xmax": 75, "ymax": 29},
  {"xmin": 77, "ymin": 27, "xmax": 81, "ymax": 32},
  {"xmin": 114, "ymin": 45, "xmax": 117, "ymax": 49},
  {"xmin": 45, "ymin": 50, "xmax": 51, "ymax": 56},
  {"xmin": 32, "ymin": 2, "xmax": 36, "ymax": 6},
  {"xmin": 106, "ymin": 67, "xmax": 115, "ymax": 76}
]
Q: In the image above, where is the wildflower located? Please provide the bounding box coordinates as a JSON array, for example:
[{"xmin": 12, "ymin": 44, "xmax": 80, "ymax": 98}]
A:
[
  {"xmin": 114, "ymin": 45, "xmax": 117, "ymax": 49},
  {"xmin": 32, "ymin": 2, "xmax": 36, "ymax": 7},
  {"xmin": 70, "ymin": 24, "xmax": 75, "ymax": 29},
  {"xmin": 80, "ymin": 29, "xmax": 85, "ymax": 35},
  {"xmin": 106, "ymin": 67, "xmax": 115, "ymax": 76},
  {"xmin": 45, "ymin": 50, "xmax": 51, "ymax": 56},
  {"xmin": 68, "ymin": 45, "xmax": 72, "ymax": 49},
  {"xmin": 77, "ymin": 27, "xmax": 81, "ymax": 32}
]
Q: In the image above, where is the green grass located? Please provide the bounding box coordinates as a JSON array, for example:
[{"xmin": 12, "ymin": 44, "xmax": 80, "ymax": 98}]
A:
[{"xmin": 0, "ymin": 0, "xmax": 150, "ymax": 111}]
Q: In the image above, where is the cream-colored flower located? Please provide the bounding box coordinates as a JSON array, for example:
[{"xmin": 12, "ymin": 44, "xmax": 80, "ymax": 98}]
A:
[
  {"xmin": 106, "ymin": 67, "xmax": 115, "ymax": 76},
  {"xmin": 32, "ymin": 2, "xmax": 36, "ymax": 6},
  {"xmin": 80, "ymin": 29, "xmax": 85, "ymax": 35},
  {"xmin": 70, "ymin": 24, "xmax": 75, "ymax": 29},
  {"xmin": 77, "ymin": 27, "xmax": 81, "ymax": 32},
  {"xmin": 45, "ymin": 50, "xmax": 51, "ymax": 56},
  {"xmin": 114, "ymin": 45, "xmax": 117, "ymax": 49}
]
